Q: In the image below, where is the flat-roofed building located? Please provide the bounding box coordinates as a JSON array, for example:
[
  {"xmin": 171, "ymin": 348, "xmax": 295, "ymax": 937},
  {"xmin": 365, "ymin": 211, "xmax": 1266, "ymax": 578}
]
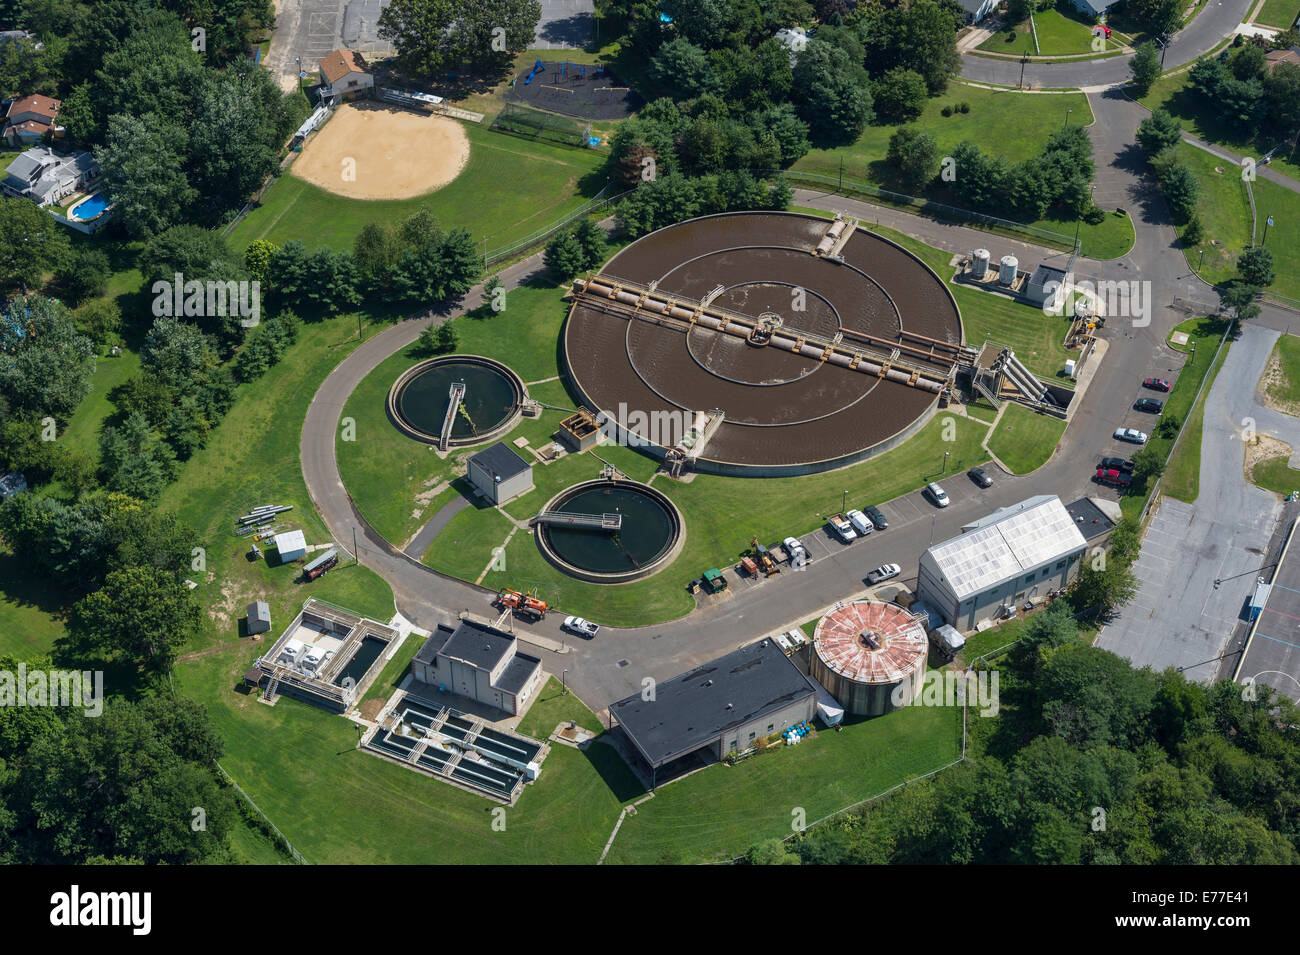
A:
[
  {"xmin": 611, "ymin": 638, "xmax": 817, "ymax": 785},
  {"xmin": 410, "ymin": 618, "xmax": 542, "ymax": 716},
  {"xmin": 917, "ymin": 495, "xmax": 1089, "ymax": 630}
]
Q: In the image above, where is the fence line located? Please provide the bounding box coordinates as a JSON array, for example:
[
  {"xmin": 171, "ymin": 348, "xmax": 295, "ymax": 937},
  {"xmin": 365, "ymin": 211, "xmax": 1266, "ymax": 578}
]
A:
[
  {"xmin": 768, "ymin": 168, "xmax": 1078, "ymax": 251},
  {"xmin": 483, "ymin": 180, "xmax": 630, "ymax": 267},
  {"xmin": 215, "ymin": 761, "xmax": 308, "ymax": 863}
]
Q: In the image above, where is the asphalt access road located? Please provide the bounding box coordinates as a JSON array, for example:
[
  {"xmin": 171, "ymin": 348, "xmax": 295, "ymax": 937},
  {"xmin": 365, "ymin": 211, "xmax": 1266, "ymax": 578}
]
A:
[{"xmin": 959, "ymin": 0, "xmax": 1254, "ymax": 89}]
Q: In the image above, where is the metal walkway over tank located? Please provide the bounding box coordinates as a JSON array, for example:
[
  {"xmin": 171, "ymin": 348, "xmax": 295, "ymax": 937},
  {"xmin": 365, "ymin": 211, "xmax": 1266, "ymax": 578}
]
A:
[
  {"xmin": 530, "ymin": 510, "xmax": 623, "ymax": 530},
  {"xmin": 570, "ymin": 275, "xmax": 960, "ymax": 394},
  {"xmin": 438, "ymin": 381, "xmax": 467, "ymax": 451}
]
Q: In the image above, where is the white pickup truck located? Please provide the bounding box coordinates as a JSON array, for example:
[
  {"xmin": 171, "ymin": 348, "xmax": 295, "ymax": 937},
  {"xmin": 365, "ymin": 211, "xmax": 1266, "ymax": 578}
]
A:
[{"xmin": 827, "ymin": 514, "xmax": 856, "ymax": 542}]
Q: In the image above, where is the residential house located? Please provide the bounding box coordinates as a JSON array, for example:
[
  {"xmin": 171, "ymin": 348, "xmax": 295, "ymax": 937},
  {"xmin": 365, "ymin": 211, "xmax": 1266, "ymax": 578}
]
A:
[
  {"xmin": 0, "ymin": 145, "xmax": 100, "ymax": 206},
  {"xmin": 2, "ymin": 94, "xmax": 61, "ymax": 146}
]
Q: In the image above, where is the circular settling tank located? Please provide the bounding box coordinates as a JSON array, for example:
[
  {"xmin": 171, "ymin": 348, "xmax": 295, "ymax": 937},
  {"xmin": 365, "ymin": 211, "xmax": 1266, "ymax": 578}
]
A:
[
  {"xmin": 811, "ymin": 600, "xmax": 930, "ymax": 716},
  {"xmin": 536, "ymin": 480, "xmax": 683, "ymax": 583},
  {"xmin": 562, "ymin": 211, "xmax": 964, "ymax": 476},
  {"xmin": 388, "ymin": 355, "xmax": 525, "ymax": 446}
]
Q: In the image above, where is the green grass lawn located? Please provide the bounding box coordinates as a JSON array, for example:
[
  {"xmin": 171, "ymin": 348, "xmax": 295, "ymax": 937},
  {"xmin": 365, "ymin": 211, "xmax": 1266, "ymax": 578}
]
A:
[
  {"xmin": 605, "ymin": 701, "xmax": 960, "ymax": 864},
  {"xmin": 58, "ymin": 349, "xmax": 140, "ymax": 457},
  {"xmin": 1249, "ymin": 178, "xmax": 1300, "ymax": 301},
  {"xmin": 225, "ymin": 122, "xmax": 608, "ymax": 255},
  {"xmin": 1139, "ymin": 72, "xmax": 1300, "ymax": 186},
  {"xmin": 1171, "ymin": 144, "xmax": 1300, "ymax": 300},
  {"xmin": 791, "ymin": 86, "xmax": 1135, "ymax": 260},
  {"xmin": 794, "ymin": 85, "xmax": 1093, "ymax": 183},
  {"xmin": 0, "ymin": 546, "xmax": 67, "ymax": 658},
  {"xmin": 1162, "ymin": 319, "xmax": 1232, "ymax": 504},
  {"xmin": 1175, "ymin": 143, "xmax": 1254, "ymax": 285},
  {"xmin": 1254, "ymin": 0, "xmax": 1299, "ymax": 28},
  {"xmin": 1249, "ymin": 450, "xmax": 1300, "ymax": 495},
  {"xmin": 987, "ymin": 403, "xmax": 1068, "ymax": 473},
  {"xmin": 978, "ymin": 8, "xmax": 1122, "ymax": 56},
  {"xmin": 1263, "ymin": 332, "xmax": 1300, "ymax": 412}
]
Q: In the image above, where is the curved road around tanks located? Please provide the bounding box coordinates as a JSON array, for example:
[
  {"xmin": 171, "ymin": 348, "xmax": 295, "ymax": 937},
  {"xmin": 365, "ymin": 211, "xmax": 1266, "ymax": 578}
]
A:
[{"xmin": 301, "ymin": 2, "xmax": 1296, "ymax": 712}]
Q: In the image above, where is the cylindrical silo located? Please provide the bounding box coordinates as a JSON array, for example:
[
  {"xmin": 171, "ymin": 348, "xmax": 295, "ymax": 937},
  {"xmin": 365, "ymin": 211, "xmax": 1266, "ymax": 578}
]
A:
[
  {"xmin": 998, "ymin": 255, "xmax": 1019, "ymax": 286},
  {"xmin": 810, "ymin": 600, "xmax": 930, "ymax": 716},
  {"xmin": 971, "ymin": 248, "xmax": 991, "ymax": 278}
]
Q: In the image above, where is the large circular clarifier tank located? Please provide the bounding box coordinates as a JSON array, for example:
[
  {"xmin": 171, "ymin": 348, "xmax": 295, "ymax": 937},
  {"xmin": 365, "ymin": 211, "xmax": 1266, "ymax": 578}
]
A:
[
  {"xmin": 562, "ymin": 211, "xmax": 964, "ymax": 476},
  {"xmin": 811, "ymin": 600, "xmax": 929, "ymax": 716}
]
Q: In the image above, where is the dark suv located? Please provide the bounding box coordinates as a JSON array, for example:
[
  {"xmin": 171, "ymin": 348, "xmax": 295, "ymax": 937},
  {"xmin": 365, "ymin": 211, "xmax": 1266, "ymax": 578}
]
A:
[
  {"xmin": 1134, "ymin": 397, "xmax": 1164, "ymax": 414},
  {"xmin": 864, "ymin": 505, "xmax": 888, "ymax": 530},
  {"xmin": 1099, "ymin": 456, "xmax": 1134, "ymax": 474}
]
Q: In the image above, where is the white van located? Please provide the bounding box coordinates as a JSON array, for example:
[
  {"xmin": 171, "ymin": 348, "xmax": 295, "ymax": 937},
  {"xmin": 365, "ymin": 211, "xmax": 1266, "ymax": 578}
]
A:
[
  {"xmin": 926, "ymin": 482, "xmax": 950, "ymax": 507},
  {"xmin": 846, "ymin": 509, "xmax": 873, "ymax": 536}
]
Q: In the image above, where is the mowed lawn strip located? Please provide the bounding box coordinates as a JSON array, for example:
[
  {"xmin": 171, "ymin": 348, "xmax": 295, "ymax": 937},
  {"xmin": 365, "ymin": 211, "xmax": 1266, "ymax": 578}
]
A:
[
  {"xmin": 1254, "ymin": 0, "xmax": 1300, "ymax": 28},
  {"xmin": 988, "ymin": 402, "xmax": 1068, "ymax": 473},
  {"xmin": 226, "ymin": 122, "xmax": 607, "ymax": 254},
  {"xmin": 605, "ymin": 702, "xmax": 960, "ymax": 864}
]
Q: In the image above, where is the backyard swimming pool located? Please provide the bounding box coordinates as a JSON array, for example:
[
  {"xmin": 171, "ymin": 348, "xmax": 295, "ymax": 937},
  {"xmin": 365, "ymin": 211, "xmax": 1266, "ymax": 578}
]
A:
[{"xmin": 69, "ymin": 192, "xmax": 110, "ymax": 221}]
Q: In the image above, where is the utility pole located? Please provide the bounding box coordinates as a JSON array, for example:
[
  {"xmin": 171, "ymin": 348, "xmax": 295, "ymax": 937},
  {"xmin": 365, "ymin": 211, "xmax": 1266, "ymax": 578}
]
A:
[
  {"xmin": 353, "ymin": 526, "xmax": 359, "ymax": 566},
  {"xmin": 1019, "ymin": 54, "xmax": 1027, "ymax": 90}
]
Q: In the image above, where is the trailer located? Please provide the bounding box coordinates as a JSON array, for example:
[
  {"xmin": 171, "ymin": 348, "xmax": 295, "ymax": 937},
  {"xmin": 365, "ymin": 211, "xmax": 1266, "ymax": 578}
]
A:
[{"xmin": 303, "ymin": 548, "xmax": 339, "ymax": 581}]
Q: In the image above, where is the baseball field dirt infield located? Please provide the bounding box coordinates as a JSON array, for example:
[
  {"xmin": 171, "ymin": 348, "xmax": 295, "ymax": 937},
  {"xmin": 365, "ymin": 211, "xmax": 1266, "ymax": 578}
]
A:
[{"xmin": 292, "ymin": 101, "xmax": 471, "ymax": 200}]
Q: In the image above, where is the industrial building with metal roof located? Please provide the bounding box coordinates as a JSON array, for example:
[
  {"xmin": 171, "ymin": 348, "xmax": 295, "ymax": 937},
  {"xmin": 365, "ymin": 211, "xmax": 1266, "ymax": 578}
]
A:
[
  {"xmin": 610, "ymin": 638, "xmax": 817, "ymax": 784},
  {"xmin": 917, "ymin": 495, "xmax": 1089, "ymax": 630}
]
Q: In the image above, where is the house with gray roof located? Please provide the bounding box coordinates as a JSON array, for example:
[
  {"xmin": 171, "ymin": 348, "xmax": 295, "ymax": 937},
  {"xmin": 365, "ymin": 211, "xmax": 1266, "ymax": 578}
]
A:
[{"xmin": 1, "ymin": 145, "xmax": 100, "ymax": 206}]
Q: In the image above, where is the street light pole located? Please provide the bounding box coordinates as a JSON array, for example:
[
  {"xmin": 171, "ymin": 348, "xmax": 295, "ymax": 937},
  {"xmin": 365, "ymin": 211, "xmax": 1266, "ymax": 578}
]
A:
[
  {"xmin": 1197, "ymin": 248, "xmax": 1204, "ymax": 273},
  {"xmin": 842, "ymin": 489, "xmax": 847, "ymax": 513},
  {"xmin": 1064, "ymin": 107, "xmax": 1072, "ymax": 128},
  {"xmin": 1262, "ymin": 215, "xmax": 1273, "ymax": 247},
  {"xmin": 562, "ymin": 668, "xmax": 568, "ymax": 695}
]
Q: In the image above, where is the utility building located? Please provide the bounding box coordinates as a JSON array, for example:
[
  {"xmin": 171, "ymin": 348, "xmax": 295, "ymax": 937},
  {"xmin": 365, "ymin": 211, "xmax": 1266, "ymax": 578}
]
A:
[
  {"xmin": 611, "ymin": 639, "xmax": 817, "ymax": 785},
  {"xmin": 410, "ymin": 619, "xmax": 542, "ymax": 716},
  {"xmin": 917, "ymin": 495, "xmax": 1088, "ymax": 630},
  {"xmin": 467, "ymin": 442, "xmax": 533, "ymax": 505}
]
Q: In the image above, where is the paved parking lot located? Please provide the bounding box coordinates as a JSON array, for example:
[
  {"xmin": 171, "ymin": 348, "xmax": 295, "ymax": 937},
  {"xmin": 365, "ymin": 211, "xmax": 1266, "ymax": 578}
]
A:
[
  {"xmin": 1237, "ymin": 518, "xmax": 1300, "ymax": 701},
  {"xmin": 1098, "ymin": 324, "xmax": 1284, "ymax": 681},
  {"xmin": 535, "ymin": 0, "xmax": 594, "ymax": 49}
]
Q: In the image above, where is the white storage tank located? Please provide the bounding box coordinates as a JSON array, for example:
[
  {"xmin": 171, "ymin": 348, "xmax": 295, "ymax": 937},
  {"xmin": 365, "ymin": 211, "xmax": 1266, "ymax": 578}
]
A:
[
  {"xmin": 971, "ymin": 248, "xmax": 991, "ymax": 278},
  {"xmin": 998, "ymin": 255, "xmax": 1019, "ymax": 286}
]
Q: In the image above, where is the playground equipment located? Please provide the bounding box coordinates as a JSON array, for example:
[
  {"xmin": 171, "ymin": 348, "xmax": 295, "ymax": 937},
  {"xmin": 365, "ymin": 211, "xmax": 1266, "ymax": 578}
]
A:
[{"xmin": 523, "ymin": 59, "xmax": 544, "ymax": 85}]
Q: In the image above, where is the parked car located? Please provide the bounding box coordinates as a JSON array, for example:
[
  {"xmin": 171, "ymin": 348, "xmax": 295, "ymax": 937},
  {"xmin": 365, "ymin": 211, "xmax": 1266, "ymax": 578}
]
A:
[
  {"xmin": 968, "ymin": 466, "xmax": 993, "ymax": 488},
  {"xmin": 1099, "ymin": 456, "xmax": 1135, "ymax": 474},
  {"xmin": 562, "ymin": 616, "xmax": 600, "ymax": 637},
  {"xmin": 846, "ymin": 509, "xmax": 873, "ymax": 536},
  {"xmin": 1143, "ymin": 377, "xmax": 1172, "ymax": 392},
  {"xmin": 1114, "ymin": 427, "xmax": 1148, "ymax": 444},
  {"xmin": 783, "ymin": 536, "xmax": 808, "ymax": 563},
  {"xmin": 1095, "ymin": 468, "xmax": 1132, "ymax": 488},
  {"xmin": 864, "ymin": 505, "xmax": 888, "ymax": 530},
  {"xmin": 828, "ymin": 514, "xmax": 856, "ymax": 542},
  {"xmin": 925, "ymin": 482, "xmax": 950, "ymax": 507},
  {"xmin": 867, "ymin": 563, "xmax": 902, "ymax": 585},
  {"xmin": 1134, "ymin": 397, "xmax": 1164, "ymax": 414}
]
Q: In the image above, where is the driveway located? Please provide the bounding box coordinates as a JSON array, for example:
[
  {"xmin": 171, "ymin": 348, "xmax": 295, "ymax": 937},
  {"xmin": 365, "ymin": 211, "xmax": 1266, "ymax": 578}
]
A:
[{"xmin": 1097, "ymin": 324, "xmax": 1285, "ymax": 680}]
